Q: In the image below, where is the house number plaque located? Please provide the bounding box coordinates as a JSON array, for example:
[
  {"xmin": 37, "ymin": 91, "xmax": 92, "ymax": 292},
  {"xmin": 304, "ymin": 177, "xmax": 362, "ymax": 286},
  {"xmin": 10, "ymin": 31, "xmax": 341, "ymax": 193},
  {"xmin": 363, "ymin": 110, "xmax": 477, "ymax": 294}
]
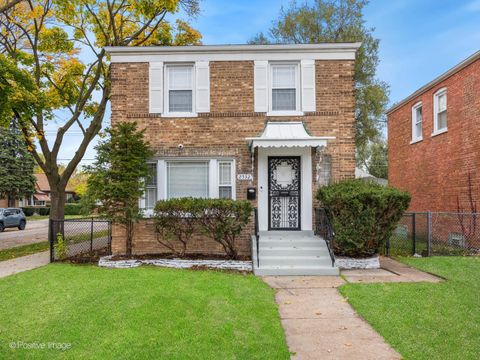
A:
[{"xmin": 237, "ymin": 174, "xmax": 253, "ymax": 181}]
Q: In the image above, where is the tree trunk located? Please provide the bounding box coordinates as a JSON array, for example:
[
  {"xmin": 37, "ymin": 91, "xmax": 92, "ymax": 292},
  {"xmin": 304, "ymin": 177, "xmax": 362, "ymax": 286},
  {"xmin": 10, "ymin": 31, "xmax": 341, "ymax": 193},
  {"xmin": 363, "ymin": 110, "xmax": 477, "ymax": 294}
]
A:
[
  {"xmin": 126, "ymin": 219, "xmax": 133, "ymax": 257},
  {"xmin": 50, "ymin": 188, "xmax": 66, "ymax": 220},
  {"xmin": 7, "ymin": 195, "xmax": 15, "ymax": 207}
]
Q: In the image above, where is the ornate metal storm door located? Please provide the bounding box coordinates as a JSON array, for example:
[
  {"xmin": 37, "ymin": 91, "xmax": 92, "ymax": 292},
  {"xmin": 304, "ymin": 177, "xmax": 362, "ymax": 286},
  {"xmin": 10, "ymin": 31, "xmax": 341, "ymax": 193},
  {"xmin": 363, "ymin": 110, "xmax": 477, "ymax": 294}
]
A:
[{"xmin": 268, "ymin": 156, "xmax": 301, "ymax": 230}]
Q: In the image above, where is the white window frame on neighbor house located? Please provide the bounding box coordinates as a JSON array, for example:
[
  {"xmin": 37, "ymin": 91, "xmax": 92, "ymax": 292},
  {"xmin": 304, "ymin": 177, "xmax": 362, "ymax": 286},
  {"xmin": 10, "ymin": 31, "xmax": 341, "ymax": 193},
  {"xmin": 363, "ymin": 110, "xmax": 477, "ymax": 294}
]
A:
[
  {"xmin": 163, "ymin": 63, "xmax": 197, "ymax": 117},
  {"xmin": 411, "ymin": 101, "xmax": 423, "ymax": 143},
  {"xmin": 267, "ymin": 62, "xmax": 302, "ymax": 116},
  {"xmin": 140, "ymin": 158, "xmax": 236, "ymax": 214},
  {"xmin": 433, "ymin": 88, "xmax": 447, "ymax": 136}
]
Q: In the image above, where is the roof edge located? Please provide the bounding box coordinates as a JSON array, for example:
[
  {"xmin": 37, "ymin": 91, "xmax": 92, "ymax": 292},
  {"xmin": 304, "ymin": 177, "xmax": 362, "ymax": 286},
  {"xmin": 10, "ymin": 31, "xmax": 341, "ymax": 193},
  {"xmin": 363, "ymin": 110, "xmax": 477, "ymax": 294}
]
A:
[
  {"xmin": 387, "ymin": 49, "xmax": 480, "ymax": 114},
  {"xmin": 105, "ymin": 42, "xmax": 362, "ymax": 55}
]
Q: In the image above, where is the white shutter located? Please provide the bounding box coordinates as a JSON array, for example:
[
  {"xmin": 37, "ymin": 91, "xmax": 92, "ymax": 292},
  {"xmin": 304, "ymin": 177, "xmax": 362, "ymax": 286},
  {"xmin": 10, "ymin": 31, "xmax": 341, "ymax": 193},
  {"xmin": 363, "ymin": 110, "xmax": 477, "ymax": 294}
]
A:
[
  {"xmin": 149, "ymin": 62, "xmax": 163, "ymax": 113},
  {"xmin": 254, "ymin": 61, "xmax": 268, "ymax": 112},
  {"xmin": 301, "ymin": 59, "xmax": 316, "ymax": 112},
  {"xmin": 195, "ymin": 61, "xmax": 210, "ymax": 113}
]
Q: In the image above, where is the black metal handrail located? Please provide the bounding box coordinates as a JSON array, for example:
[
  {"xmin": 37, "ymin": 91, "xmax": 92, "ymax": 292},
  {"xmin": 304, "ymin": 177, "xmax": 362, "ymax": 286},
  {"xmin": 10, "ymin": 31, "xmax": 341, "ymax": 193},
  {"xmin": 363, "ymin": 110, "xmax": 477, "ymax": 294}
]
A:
[
  {"xmin": 254, "ymin": 208, "xmax": 260, "ymax": 267},
  {"xmin": 314, "ymin": 208, "xmax": 336, "ymax": 267}
]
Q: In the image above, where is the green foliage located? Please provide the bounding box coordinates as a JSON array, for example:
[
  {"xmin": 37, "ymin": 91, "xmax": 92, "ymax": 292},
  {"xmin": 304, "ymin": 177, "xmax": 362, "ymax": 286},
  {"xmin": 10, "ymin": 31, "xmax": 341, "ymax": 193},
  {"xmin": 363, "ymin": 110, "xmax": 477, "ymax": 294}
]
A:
[
  {"xmin": 21, "ymin": 207, "xmax": 35, "ymax": 216},
  {"xmin": 64, "ymin": 203, "xmax": 83, "ymax": 216},
  {"xmin": 357, "ymin": 138, "xmax": 388, "ymax": 179},
  {"xmin": 85, "ymin": 122, "xmax": 154, "ymax": 256},
  {"xmin": 249, "ymin": 0, "xmax": 389, "ymax": 162},
  {"xmin": 38, "ymin": 207, "xmax": 50, "ymax": 216},
  {"xmin": 22, "ymin": 207, "xmax": 50, "ymax": 216},
  {"xmin": 317, "ymin": 180, "xmax": 410, "ymax": 257},
  {"xmin": 54, "ymin": 232, "xmax": 68, "ymax": 261},
  {"xmin": 0, "ymin": 123, "xmax": 36, "ymax": 201},
  {"xmin": 154, "ymin": 198, "xmax": 253, "ymax": 259}
]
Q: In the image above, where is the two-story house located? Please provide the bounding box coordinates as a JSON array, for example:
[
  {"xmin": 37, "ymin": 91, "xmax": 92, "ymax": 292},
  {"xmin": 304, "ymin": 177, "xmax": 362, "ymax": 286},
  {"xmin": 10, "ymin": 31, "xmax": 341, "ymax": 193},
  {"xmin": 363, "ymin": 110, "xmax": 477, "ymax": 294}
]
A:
[
  {"xmin": 106, "ymin": 43, "xmax": 359, "ymax": 275},
  {"xmin": 388, "ymin": 50, "xmax": 480, "ymax": 212}
]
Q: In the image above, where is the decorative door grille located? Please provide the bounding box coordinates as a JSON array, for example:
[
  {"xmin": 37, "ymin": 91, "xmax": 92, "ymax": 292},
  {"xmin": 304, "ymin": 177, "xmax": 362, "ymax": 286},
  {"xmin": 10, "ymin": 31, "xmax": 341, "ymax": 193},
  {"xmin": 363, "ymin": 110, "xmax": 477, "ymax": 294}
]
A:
[{"xmin": 268, "ymin": 156, "xmax": 301, "ymax": 230}]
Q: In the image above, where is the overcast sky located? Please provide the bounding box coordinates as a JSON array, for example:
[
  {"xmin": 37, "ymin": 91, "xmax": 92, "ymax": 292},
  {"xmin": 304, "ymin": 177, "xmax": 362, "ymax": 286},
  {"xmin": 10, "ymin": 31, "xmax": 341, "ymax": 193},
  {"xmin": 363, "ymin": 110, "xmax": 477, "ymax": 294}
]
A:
[{"xmin": 50, "ymin": 0, "xmax": 480, "ymax": 167}]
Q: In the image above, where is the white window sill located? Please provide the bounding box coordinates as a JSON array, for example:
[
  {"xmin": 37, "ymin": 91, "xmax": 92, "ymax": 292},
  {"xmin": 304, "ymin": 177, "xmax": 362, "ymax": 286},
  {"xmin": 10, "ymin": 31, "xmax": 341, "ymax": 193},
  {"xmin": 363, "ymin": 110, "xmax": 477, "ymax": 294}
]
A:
[
  {"xmin": 161, "ymin": 112, "xmax": 198, "ymax": 118},
  {"xmin": 431, "ymin": 128, "xmax": 448, "ymax": 137},
  {"xmin": 266, "ymin": 111, "xmax": 304, "ymax": 117},
  {"xmin": 410, "ymin": 137, "xmax": 423, "ymax": 144}
]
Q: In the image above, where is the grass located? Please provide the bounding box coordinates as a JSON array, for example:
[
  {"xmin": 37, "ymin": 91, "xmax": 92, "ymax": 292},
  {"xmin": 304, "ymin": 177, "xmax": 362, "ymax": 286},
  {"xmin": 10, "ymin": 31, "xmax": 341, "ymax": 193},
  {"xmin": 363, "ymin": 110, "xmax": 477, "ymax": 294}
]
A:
[
  {"xmin": 0, "ymin": 241, "xmax": 49, "ymax": 261},
  {"xmin": 0, "ymin": 264, "xmax": 290, "ymax": 359},
  {"xmin": 339, "ymin": 257, "xmax": 480, "ymax": 360},
  {"xmin": 27, "ymin": 215, "xmax": 89, "ymax": 221}
]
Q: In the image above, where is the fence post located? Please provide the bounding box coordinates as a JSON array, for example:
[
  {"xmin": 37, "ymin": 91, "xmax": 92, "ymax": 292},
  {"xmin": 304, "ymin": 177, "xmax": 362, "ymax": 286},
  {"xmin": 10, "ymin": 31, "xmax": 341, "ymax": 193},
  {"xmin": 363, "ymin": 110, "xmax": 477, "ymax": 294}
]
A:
[
  {"xmin": 49, "ymin": 219, "xmax": 54, "ymax": 263},
  {"xmin": 90, "ymin": 217, "xmax": 94, "ymax": 254},
  {"xmin": 412, "ymin": 213, "xmax": 416, "ymax": 255},
  {"xmin": 427, "ymin": 211, "xmax": 432, "ymax": 257}
]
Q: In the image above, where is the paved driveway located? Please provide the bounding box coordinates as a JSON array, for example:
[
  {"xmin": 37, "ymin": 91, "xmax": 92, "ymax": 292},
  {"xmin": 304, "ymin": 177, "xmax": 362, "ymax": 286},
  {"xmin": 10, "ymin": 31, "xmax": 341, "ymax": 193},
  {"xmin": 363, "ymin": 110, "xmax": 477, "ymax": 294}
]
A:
[{"xmin": 0, "ymin": 219, "xmax": 49, "ymax": 250}]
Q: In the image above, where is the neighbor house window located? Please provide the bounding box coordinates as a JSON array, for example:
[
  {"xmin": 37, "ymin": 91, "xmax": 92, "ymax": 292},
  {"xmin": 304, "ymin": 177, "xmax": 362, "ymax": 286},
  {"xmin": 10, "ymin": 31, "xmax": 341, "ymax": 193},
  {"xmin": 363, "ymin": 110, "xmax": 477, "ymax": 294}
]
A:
[
  {"xmin": 433, "ymin": 88, "xmax": 447, "ymax": 134},
  {"xmin": 167, "ymin": 161, "xmax": 209, "ymax": 199},
  {"xmin": 145, "ymin": 163, "xmax": 157, "ymax": 209},
  {"xmin": 166, "ymin": 64, "xmax": 194, "ymax": 114},
  {"xmin": 411, "ymin": 102, "xmax": 423, "ymax": 142},
  {"xmin": 218, "ymin": 161, "xmax": 234, "ymax": 199},
  {"xmin": 270, "ymin": 63, "xmax": 300, "ymax": 113}
]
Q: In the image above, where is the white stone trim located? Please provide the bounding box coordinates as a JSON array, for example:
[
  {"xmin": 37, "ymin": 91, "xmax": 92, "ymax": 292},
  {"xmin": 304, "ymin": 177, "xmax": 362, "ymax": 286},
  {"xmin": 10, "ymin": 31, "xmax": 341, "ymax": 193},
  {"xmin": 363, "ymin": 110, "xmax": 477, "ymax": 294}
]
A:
[{"xmin": 335, "ymin": 255, "xmax": 380, "ymax": 269}]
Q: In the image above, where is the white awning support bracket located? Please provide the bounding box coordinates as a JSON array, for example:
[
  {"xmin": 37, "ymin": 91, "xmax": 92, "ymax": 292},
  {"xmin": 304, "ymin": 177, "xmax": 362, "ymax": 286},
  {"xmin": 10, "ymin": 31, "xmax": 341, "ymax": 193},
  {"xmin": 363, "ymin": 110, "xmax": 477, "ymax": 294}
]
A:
[{"xmin": 246, "ymin": 122, "xmax": 335, "ymax": 152}]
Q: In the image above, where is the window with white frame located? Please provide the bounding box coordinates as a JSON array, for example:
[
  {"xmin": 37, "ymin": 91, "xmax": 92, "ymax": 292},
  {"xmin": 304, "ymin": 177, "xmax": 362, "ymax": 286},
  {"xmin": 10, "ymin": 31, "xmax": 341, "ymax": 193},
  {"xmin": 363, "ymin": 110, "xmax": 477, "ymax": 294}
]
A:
[
  {"xmin": 166, "ymin": 64, "xmax": 194, "ymax": 114},
  {"xmin": 270, "ymin": 63, "xmax": 300, "ymax": 112},
  {"xmin": 434, "ymin": 88, "xmax": 447, "ymax": 134},
  {"xmin": 218, "ymin": 161, "xmax": 234, "ymax": 199},
  {"xmin": 167, "ymin": 161, "xmax": 209, "ymax": 199},
  {"xmin": 145, "ymin": 163, "xmax": 157, "ymax": 209},
  {"xmin": 411, "ymin": 102, "xmax": 423, "ymax": 142}
]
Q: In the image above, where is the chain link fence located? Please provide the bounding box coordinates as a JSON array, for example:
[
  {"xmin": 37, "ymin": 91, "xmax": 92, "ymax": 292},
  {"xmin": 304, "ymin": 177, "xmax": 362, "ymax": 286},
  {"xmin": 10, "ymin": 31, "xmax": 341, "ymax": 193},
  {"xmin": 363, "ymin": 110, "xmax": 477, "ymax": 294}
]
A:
[
  {"xmin": 49, "ymin": 218, "xmax": 111, "ymax": 262},
  {"xmin": 386, "ymin": 212, "xmax": 480, "ymax": 257}
]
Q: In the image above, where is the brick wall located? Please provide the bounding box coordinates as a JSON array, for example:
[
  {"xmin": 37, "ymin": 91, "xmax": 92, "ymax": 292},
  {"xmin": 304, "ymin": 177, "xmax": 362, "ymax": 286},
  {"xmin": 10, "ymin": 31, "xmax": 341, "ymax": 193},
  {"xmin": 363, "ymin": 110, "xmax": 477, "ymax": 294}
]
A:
[
  {"xmin": 388, "ymin": 58, "xmax": 480, "ymax": 212},
  {"xmin": 110, "ymin": 59, "xmax": 356, "ymax": 256}
]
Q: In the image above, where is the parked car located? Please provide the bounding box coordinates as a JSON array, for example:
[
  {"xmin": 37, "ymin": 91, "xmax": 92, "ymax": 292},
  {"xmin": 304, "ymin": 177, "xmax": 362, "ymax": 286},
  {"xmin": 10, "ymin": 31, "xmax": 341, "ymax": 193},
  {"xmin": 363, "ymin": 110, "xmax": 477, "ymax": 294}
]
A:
[{"xmin": 0, "ymin": 208, "xmax": 27, "ymax": 232}]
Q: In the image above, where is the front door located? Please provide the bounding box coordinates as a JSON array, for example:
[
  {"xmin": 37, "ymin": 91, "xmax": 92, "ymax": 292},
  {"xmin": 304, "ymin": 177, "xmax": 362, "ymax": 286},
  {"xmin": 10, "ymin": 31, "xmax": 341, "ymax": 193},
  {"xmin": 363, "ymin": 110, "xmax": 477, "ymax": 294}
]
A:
[{"xmin": 268, "ymin": 156, "xmax": 301, "ymax": 230}]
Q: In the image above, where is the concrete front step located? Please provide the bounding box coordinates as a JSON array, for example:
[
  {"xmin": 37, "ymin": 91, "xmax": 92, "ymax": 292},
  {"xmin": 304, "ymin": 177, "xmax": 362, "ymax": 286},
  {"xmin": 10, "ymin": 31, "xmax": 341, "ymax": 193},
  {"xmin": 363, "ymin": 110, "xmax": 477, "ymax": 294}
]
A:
[
  {"xmin": 260, "ymin": 255, "xmax": 331, "ymax": 267},
  {"xmin": 259, "ymin": 247, "xmax": 329, "ymax": 257},
  {"xmin": 260, "ymin": 239, "xmax": 326, "ymax": 248},
  {"xmin": 254, "ymin": 265, "xmax": 339, "ymax": 276}
]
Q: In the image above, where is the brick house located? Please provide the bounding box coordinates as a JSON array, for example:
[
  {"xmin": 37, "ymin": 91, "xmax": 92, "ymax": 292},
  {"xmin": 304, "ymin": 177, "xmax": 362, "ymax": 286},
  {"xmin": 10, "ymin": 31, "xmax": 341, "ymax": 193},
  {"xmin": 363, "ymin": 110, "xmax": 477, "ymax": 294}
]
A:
[
  {"xmin": 105, "ymin": 43, "xmax": 359, "ymax": 275},
  {"xmin": 388, "ymin": 50, "xmax": 480, "ymax": 212}
]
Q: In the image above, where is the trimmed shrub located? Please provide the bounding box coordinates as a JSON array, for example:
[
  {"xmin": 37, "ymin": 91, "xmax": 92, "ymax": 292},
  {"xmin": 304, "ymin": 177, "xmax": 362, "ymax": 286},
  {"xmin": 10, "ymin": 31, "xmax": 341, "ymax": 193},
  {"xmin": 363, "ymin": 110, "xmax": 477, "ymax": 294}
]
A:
[
  {"xmin": 21, "ymin": 207, "xmax": 35, "ymax": 216},
  {"xmin": 64, "ymin": 203, "xmax": 83, "ymax": 216},
  {"xmin": 38, "ymin": 207, "xmax": 50, "ymax": 216},
  {"xmin": 154, "ymin": 198, "xmax": 253, "ymax": 259},
  {"xmin": 317, "ymin": 180, "xmax": 410, "ymax": 258}
]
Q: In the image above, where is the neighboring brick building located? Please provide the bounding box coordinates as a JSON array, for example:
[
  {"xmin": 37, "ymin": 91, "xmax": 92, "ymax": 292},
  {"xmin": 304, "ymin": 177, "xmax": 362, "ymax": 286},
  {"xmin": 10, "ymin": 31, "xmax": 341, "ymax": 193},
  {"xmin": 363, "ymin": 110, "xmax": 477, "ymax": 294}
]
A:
[
  {"xmin": 106, "ymin": 43, "xmax": 358, "ymax": 268},
  {"xmin": 388, "ymin": 50, "xmax": 480, "ymax": 212}
]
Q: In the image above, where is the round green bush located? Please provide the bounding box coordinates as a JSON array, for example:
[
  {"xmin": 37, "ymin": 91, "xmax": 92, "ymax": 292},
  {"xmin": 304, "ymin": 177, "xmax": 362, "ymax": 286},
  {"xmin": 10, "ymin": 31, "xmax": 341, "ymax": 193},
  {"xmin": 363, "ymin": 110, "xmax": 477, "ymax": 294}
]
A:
[
  {"xmin": 64, "ymin": 203, "xmax": 83, "ymax": 215},
  {"xmin": 21, "ymin": 207, "xmax": 35, "ymax": 216},
  {"xmin": 38, "ymin": 207, "xmax": 50, "ymax": 216},
  {"xmin": 317, "ymin": 179, "xmax": 410, "ymax": 258}
]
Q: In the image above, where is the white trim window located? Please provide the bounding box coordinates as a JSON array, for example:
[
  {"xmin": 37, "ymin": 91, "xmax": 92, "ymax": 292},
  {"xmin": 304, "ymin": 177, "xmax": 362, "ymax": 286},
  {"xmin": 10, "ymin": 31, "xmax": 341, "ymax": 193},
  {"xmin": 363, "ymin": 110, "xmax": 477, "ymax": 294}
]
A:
[
  {"xmin": 433, "ymin": 88, "xmax": 447, "ymax": 135},
  {"xmin": 411, "ymin": 102, "xmax": 423, "ymax": 143},
  {"xmin": 145, "ymin": 163, "xmax": 158, "ymax": 209},
  {"xmin": 166, "ymin": 161, "xmax": 209, "ymax": 199},
  {"xmin": 218, "ymin": 161, "xmax": 234, "ymax": 199},
  {"xmin": 165, "ymin": 64, "xmax": 195, "ymax": 116},
  {"xmin": 269, "ymin": 63, "xmax": 301, "ymax": 115}
]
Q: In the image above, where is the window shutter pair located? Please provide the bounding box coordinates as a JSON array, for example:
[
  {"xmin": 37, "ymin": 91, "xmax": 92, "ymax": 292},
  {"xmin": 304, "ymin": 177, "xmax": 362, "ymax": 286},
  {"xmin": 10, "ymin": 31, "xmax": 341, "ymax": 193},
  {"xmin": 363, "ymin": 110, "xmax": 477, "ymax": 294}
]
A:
[
  {"xmin": 149, "ymin": 61, "xmax": 210, "ymax": 114},
  {"xmin": 253, "ymin": 60, "xmax": 316, "ymax": 112}
]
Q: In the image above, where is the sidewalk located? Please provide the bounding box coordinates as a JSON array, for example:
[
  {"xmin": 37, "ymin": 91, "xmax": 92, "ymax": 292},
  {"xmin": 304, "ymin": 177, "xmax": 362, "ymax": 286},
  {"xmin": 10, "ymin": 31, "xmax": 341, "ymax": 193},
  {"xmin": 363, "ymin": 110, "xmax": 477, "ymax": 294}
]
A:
[{"xmin": 0, "ymin": 251, "xmax": 49, "ymax": 278}]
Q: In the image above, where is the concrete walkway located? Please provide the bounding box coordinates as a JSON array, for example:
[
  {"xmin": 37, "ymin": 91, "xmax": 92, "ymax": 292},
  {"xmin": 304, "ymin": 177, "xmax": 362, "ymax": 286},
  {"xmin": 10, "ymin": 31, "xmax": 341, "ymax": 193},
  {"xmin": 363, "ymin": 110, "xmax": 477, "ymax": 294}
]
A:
[
  {"xmin": 263, "ymin": 276, "xmax": 402, "ymax": 360},
  {"xmin": 0, "ymin": 251, "xmax": 49, "ymax": 278},
  {"xmin": 263, "ymin": 258, "xmax": 441, "ymax": 359}
]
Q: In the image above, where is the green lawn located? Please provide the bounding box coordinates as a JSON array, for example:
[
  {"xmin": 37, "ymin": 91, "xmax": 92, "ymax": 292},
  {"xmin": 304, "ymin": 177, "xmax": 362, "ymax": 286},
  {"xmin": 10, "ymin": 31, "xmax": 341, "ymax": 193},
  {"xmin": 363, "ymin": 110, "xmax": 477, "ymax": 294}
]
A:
[
  {"xmin": 0, "ymin": 264, "xmax": 290, "ymax": 359},
  {"xmin": 0, "ymin": 241, "xmax": 49, "ymax": 261},
  {"xmin": 340, "ymin": 257, "xmax": 480, "ymax": 360},
  {"xmin": 27, "ymin": 215, "xmax": 89, "ymax": 221}
]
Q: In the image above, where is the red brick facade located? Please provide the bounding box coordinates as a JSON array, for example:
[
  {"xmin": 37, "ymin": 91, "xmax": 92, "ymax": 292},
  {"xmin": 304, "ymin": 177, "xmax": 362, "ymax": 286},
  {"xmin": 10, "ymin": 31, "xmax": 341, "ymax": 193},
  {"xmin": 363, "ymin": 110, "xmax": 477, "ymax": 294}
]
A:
[
  {"xmin": 388, "ymin": 55, "xmax": 480, "ymax": 212},
  {"xmin": 110, "ymin": 56, "xmax": 356, "ymax": 256}
]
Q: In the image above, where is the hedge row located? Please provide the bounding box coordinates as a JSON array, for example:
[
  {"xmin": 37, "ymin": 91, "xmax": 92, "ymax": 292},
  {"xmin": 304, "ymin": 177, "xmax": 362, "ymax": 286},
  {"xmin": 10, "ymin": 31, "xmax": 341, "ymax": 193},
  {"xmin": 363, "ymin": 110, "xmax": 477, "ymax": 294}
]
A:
[{"xmin": 22, "ymin": 203, "xmax": 83, "ymax": 217}]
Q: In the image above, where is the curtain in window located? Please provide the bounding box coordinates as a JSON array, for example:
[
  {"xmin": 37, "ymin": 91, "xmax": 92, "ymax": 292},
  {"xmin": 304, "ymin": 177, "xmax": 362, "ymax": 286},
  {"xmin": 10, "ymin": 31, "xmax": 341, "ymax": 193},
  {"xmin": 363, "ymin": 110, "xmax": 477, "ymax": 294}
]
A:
[
  {"xmin": 167, "ymin": 161, "xmax": 209, "ymax": 199},
  {"xmin": 272, "ymin": 65, "xmax": 296, "ymax": 111},
  {"xmin": 437, "ymin": 93, "xmax": 447, "ymax": 130},
  {"xmin": 168, "ymin": 66, "xmax": 193, "ymax": 112}
]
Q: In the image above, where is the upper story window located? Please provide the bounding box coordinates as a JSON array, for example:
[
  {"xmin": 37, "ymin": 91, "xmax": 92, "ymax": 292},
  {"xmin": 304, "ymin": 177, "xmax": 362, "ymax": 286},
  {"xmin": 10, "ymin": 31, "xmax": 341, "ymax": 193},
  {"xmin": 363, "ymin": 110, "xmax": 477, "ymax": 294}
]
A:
[
  {"xmin": 433, "ymin": 88, "xmax": 447, "ymax": 135},
  {"xmin": 411, "ymin": 102, "xmax": 423, "ymax": 143},
  {"xmin": 270, "ymin": 63, "xmax": 300, "ymax": 113},
  {"xmin": 166, "ymin": 64, "xmax": 195, "ymax": 115}
]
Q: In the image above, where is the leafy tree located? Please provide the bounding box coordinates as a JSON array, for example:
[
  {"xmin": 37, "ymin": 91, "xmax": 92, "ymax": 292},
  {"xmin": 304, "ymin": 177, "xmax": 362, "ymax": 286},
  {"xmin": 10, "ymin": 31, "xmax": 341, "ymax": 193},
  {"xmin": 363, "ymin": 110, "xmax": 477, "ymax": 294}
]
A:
[
  {"xmin": 85, "ymin": 122, "xmax": 153, "ymax": 257},
  {"xmin": 0, "ymin": 0, "xmax": 201, "ymax": 220},
  {"xmin": 0, "ymin": 120, "xmax": 36, "ymax": 206},
  {"xmin": 358, "ymin": 139, "xmax": 387, "ymax": 179},
  {"xmin": 250, "ymin": 0, "xmax": 389, "ymax": 163}
]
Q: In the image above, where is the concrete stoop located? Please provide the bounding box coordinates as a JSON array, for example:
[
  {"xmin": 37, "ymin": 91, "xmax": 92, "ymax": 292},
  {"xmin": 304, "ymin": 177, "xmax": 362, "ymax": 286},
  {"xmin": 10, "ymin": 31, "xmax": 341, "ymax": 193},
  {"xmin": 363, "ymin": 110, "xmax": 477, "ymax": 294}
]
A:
[{"xmin": 252, "ymin": 231, "xmax": 339, "ymax": 276}]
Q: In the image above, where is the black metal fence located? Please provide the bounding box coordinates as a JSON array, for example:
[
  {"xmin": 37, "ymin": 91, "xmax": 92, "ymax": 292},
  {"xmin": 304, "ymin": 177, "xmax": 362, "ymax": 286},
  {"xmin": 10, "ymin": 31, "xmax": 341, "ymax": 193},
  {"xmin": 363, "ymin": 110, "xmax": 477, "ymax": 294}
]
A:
[
  {"xmin": 49, "ymin": 218, "xmax": 111, "ymax": 262},
  {"xmin": 386, "ymin": 212, "xmax": 480, "ymax": 257}
]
